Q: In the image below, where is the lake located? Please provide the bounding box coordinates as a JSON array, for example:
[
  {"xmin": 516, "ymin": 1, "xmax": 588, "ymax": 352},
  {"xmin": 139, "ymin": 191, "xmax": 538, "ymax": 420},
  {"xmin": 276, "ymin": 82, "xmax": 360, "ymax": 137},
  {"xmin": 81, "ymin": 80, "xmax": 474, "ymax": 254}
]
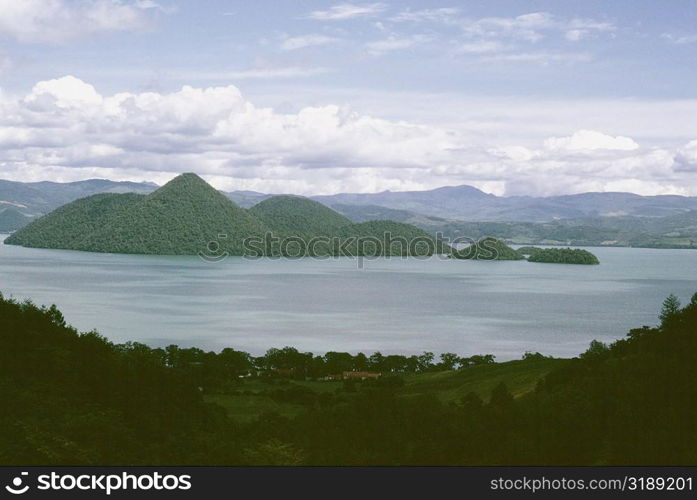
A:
[{"xmin": 1, "ymin": 235, "xmax": 696, "ymax": 360}]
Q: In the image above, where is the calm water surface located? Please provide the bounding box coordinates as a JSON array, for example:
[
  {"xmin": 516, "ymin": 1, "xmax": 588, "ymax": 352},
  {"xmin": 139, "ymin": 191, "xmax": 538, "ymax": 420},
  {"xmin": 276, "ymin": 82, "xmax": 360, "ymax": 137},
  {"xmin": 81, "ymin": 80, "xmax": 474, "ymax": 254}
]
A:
[{"xmin": 1, "ymin": 235, "xmax": 696, "ymax": 359}]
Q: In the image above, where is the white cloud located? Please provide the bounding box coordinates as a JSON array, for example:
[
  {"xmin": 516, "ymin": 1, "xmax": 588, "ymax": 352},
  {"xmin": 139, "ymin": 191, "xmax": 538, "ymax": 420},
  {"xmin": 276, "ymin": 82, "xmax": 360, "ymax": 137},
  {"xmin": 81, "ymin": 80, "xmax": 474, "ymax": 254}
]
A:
[
  {"xmin": 0, "ymin": 76, "xmax": 695, "ymax": 197},
  {"xmin": 544, "ymin": 130, "xmax": 639, "ymax": 152},
  {"xmin": 456, "ymin": 40, "xmax": 507, "ymax": 54},
  {"xmin": 305, "ymin": 3, "xmax": 386, "ymax": 21},
  {"xmin": 661, "ymin": 33, "xmax": 697, "ymax": 45},
  {"xmin": 390, "ymin": 8, "xmax": 460, "ymax": 24},
  {"xmin": 0, "ymin": 0, "xmax": 165, "ymax": 43},
  {"xmin": 442, "ymin": 11, "xmax": 615, "ymax": 63},
  {"xmin": 565, "ymin": 30, "xmax": 584, "ymax": 42},
  {"xmin": 461, "ymin": 12, "xmax": 555, "ymax": 42},
  {"xmin": 365, "ymin": 35, "xmax": 430, "ymax": 55},
  {"xmin": 459, "ymin": 11, "xmax": 614, "ymax": 42},
  {"xmin": 488, "ymin": 146, "xmax": 537, "ymax": 162},
  {"xmin": 24, "ymin": 76, "xmax": 103, "ymax": 108},
  {"xmin": 674, "ymin": 140, "xmax": 697, "ymax": 171},
  {"xmin": 280, "ymin": 34, "xmax": 338, "ymax": 51}
]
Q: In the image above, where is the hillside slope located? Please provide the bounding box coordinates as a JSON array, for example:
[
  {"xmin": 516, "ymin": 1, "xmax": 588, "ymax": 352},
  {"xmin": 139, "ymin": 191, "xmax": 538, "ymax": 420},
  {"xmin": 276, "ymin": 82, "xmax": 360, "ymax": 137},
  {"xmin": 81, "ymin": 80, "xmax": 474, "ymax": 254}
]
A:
[
  {"xmin": 5, "ymin": 193, "xmax": 142, "ymax": 249},
  {"xmin": 79, "ymin": 173, "xmax": 268, "ymax": 255},
  {"xmin": 7, "ymin": 174, "xmax": 268, "ymax": 255},
  {"xmin": 337, "ymin": 220, "xmax": 451, "ymax": 256},
  {"xmin": 250, "ymin": 195, "xmax": 352, "ymax": 238}
]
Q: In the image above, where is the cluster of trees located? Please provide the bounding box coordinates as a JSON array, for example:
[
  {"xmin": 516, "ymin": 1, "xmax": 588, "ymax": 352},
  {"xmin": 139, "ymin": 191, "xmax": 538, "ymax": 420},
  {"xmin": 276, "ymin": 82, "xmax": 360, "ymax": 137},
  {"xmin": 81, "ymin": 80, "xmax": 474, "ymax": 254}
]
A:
[
  {"xmin": 0, "ymin": 293, "xmax": 228, "ymax": 464},
  {"xmin": 133, "ymin": 344, "xmax": 498, "ymax": 391},
  {"xmin": 517, "ymin": 246, "xmax": 542, "ymax": 256},
  {"xmin": 527, "ymin": 247, "xmax": 600, "ymax": 265},
  {"xmin": 2, "ymin": 291, "xmax": 696, "ymax": 465}
]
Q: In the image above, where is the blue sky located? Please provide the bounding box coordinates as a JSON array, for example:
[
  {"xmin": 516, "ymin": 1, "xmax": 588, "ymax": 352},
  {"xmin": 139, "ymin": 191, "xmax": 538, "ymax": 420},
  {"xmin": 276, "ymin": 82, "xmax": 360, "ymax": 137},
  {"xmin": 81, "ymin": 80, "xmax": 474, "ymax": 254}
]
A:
[{"xmin": 1, "ymin": 1, "xmax": 697, "ymax": 196}]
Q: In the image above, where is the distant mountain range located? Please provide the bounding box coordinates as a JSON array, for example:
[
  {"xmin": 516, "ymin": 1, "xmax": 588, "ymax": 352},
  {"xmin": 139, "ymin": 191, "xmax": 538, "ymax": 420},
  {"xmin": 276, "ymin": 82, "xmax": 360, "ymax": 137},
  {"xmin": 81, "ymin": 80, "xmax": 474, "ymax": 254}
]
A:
[
  {"xmin": 5, "ymin": 174, "xmax": 446, "ymax": 257},
  {"xmin": 0, "ymin": 178, "xmax": 156, "ymax": 216},
  {"xmin": 311, "ymin": 186, "xmax": 697, "ymax": 222},
  {"xmin": 331, "ymin": 204, "xmax": 697, "ymax": 248},
  {"xmin": 226, "ymin": 185, "xmax": 697, "ymax": 221},
  {"xmin": 2, "ymin": 177, "xmax": 697, "ymax": 248}
]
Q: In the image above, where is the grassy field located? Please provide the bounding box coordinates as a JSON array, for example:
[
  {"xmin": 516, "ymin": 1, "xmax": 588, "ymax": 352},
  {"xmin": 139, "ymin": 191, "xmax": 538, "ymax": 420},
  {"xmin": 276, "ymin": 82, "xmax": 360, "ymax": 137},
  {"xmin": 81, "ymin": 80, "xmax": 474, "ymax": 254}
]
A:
[
  {"xmin": 205, "ymin": 357, "xmax": 568, "ymax": 422},
  {"xmin": 400, "ymin": 358, "xmax": 569, "ymax": 402}
]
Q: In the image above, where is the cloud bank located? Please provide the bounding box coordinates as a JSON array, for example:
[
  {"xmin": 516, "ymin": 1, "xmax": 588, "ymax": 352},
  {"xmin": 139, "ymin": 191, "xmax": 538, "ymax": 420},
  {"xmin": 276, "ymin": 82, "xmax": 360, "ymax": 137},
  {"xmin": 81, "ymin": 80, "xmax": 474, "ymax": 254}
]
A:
[{"xmin": 0, "ymin": 75, "xmax": 693, "ymax": 197}]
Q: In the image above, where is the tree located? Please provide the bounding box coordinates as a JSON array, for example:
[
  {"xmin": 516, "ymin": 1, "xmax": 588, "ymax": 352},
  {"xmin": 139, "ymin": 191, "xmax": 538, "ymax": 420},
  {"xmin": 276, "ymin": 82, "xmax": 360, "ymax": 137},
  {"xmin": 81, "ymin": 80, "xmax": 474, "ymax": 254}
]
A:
[
  {"xmin": 219, "ymin": 348, "xmax": 253, "ymax": 377},
  {"xmin": 368, "ymin": 352, "xmax": 384, "ymax": 371},
  {"xmin": 522, "ymin": 351, "xmax": 546, "ymax": 361},
  {"xmin": 416, "ymin": 351, "xmax": 435, "ymax": 372},
  {"xmin": 164, "ymin": 344, "xmax": 181, "ymax": 368},
  {"xmin": 324, "ymin": 351, "xmax": 354, "ymax": 374},
  {"xmin": 46, "ymin": 304, "xmax": 66, "ymax": 328},
  {"xmin": 659, "ymin": 294, "xmax": 681, "ymax": 326},
  {"xmin": 467, "ymin": 354, "xmax": 496, "ymax": 366},
  {"xmin": 580, "ymin": 340, "xmax": 608, "ymax": 361},
  {"xmin": 383, "ymin": 354, "xmax": 408, "ymax": 373},
  {"xmin": 440, "ymin": 352, "xmax": 460, "ymax": 370},
  {"xmin": 353, "ymin": 352, "xmax": 369, "ymax": 371},
  {"xmin": 262, "ymin": 346, "xmax": 312, "ymax": 376}
]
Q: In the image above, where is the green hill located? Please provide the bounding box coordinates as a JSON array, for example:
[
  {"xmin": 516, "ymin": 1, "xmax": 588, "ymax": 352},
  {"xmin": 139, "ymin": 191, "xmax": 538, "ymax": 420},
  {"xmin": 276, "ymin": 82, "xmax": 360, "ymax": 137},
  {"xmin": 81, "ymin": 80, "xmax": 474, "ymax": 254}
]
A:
[
  {"xmin": 78, "ymin": 173, "xmax": 268, "ymax": 255},
  {"xmin": 451, "ymin": 237, "xmax": 524, "ymax": 260},
  {"xmin": 248, "ymin": 197, "xmax": 449, "ymax": 256},
  {"xmin": 7, "ymin": 174, "xmax": 268, "ymax": 255},
  {"xmin": 527, "ymin": 247, "xmax": 600, "ymax": 265},
  {"xmin": 250, "ymin": 195, "xmax": 352, "ymax": 238},
  {"xmin": 337, "ymin": 220, "xmax": 451, "ymax": 256},
  {"xmin": 5, "ymin": 193, "xmax": 141, "ymax": 249}
]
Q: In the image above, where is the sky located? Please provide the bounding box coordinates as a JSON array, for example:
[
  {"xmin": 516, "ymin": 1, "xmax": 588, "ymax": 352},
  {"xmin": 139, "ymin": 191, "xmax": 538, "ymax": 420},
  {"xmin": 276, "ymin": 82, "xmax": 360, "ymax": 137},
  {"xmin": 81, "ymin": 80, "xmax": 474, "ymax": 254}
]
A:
[{"xmin": 0, "ymin": 0, "xmax": 697, "ymax": 196}]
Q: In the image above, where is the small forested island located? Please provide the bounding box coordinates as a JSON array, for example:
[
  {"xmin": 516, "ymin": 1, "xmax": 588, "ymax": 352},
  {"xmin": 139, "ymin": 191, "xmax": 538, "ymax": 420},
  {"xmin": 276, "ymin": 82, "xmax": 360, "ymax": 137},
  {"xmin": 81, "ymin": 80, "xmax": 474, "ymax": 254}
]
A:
[
  {"xmin": 2, "ymin": 291, "xmax": 696, "ymax": 465},
  {"xmin": 516, "ymin": 246, "xmax": 542, "ymax": 256},
  {"xmin": 450, "ymin": 237, "xmax": 524, "ymax": 260},
  {"xmin": 527, "ymin": 247, "xmax": 600, "ymax": 265}
]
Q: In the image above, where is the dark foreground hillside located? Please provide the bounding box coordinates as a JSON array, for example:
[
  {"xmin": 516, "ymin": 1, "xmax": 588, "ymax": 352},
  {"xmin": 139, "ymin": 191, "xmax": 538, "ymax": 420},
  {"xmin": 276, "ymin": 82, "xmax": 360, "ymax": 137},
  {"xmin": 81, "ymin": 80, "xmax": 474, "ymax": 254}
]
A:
[{"xmin": 0, "ymin": 292, "xmax": 696, "ymax": 465}]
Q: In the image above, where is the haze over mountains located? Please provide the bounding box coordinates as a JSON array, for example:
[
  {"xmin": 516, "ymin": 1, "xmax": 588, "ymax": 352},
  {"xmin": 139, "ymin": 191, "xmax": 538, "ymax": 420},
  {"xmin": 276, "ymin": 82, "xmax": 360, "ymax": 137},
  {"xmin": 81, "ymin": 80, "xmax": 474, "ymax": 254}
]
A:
[{"xmin": 3, "ymin": 176, "xmax": 697, "ymax": 248}]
